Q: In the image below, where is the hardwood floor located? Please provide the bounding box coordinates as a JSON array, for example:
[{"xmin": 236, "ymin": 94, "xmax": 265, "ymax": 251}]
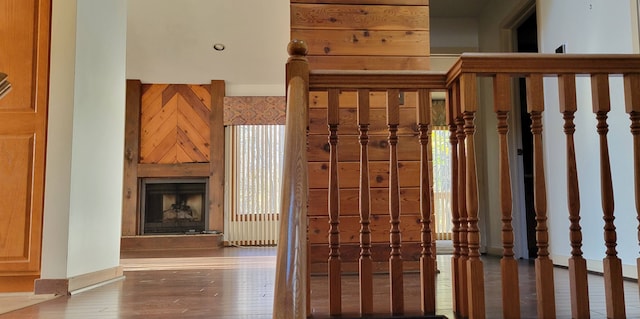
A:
[{"xmin": 0, "ymin": 247, "xmax": 638, "ymax": 318}]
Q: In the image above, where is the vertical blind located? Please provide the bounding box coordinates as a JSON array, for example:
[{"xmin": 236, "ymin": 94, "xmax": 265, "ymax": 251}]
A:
[
  {"xmin": 225, "ymin": 125, "xmax": 285, "ymax": 246},
  {"xmin": 432, "ymin": 126, "xmax": 452, "ymax": 240}
]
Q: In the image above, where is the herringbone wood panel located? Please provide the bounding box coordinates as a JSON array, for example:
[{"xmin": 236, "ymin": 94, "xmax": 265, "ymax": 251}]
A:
[{"xmin": 140, "ymin": 84, "xmax": 211, "ymax": 164}]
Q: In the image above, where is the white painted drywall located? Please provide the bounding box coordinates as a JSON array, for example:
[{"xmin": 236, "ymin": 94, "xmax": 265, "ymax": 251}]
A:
[
  {"xmin": 475, "ymin": 0, "xmax": 533, "ymax": 258},
  {"xmin": 126, "ymin": 0, "xmax": 289, "ymax": 96},
  {"xmin": 65, "ymin": 0, "xmax": 127, "ymax": 277},
  {"xmin": 41, "ymin": 0, "xmax": 77, "ymax": 278},
  {"xmin": 431, "ymin": 17, "xmax": 479, "ymax": 52},
  {"xmin": 42, "ymin": 0, "xmax": 127, "ymax": 279},
  {"xmin": 538, "ymin": 0, "xmax": 638, "ymax": 278}
]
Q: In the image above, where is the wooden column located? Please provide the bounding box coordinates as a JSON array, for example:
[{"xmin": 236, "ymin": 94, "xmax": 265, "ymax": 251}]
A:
[
  {"xmin": 122, "ymin": 80, "xmax": 141, "ymax": 236},
  {"xmin": 460, "ymin": 73, "xmax": 485, "ymax": 319},
  {"xmin": 558, "ymin": 74, "xmax": 590, "ymax": 318},
  {"xmin": 327, "ymin": 88, "xmax": 342, "ymax": 316},
  {"xmin": 418, "ymin": 89, "xmax": 436, "ymax": 315},
  {"xmin": 447, "ymin": 83, "xmax": 462, "ymax": 316},
  {"xmin": 209, "ymin": 80, "xmax": 226, "ymax": 232},
  {"xmin": 591, "ymin": 73, "xmax": 626, "ymax": 319},
  {"xmin": 493, "ymin": 74, "xmax": 520, "ymax": 319},
  {"xmin": 357, "ymin": 89, "xmax": 373, "ymax": 316},
  {"xmin": 526, "ymin": 74, "xmax": 556, "ymax": 318},
  {"xmin": 623, "ymin": 73, "xmax": 640, "ymax": 294},
  {"xmin": 387, "ymin": 88, "xmax": 404, "ymax": 316}
]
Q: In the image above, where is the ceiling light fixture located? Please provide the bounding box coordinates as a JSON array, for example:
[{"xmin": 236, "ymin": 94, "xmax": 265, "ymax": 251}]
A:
[{"xmin": 213, "ymin": 43, "xmax": 226, "ymax": 51}]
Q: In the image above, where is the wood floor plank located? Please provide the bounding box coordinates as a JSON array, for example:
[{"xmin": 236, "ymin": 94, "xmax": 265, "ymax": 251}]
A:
[{"xmin": 1, "ymin": 247, "xmax": 639, "ymax": 318}]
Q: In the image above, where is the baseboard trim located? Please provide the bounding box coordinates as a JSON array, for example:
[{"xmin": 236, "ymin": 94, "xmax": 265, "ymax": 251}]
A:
[
  {"xmin": 34, "ymin": 279, "xmax": 68, "ymax": 295},
  {"xmin": 69, "ymin": 266, "xmax": 124, "ymax": 293},
  {"xmin": 70, "ymin": 276, "xmax": 125, "ymax": 295},
  {"xmin": 550, "ymin": 254, "xmax": 638, "ymax": 280},
  {"xmin": 34, "ymin": 266, "xmax": 124, "ymax": 295}
]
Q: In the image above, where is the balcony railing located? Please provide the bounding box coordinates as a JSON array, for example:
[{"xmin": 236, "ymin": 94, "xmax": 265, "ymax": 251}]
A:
[{"xmin": 274, "ymin": 40, "xmax": 640, "ymax": 318}]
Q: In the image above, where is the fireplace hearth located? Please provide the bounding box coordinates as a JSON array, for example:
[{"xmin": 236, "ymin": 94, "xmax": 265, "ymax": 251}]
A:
[{"xmin": 140, "ymin": 178, "xmax": 208, "ymax": 234}]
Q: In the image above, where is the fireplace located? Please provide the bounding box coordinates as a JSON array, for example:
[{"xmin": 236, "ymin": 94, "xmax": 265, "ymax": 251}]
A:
[{"xmin": 140, "ymin": 178, "xmax": 208, "ymax": 234}]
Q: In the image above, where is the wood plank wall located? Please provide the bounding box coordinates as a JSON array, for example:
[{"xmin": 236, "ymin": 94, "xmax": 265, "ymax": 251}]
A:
[
  {"xmin": 291, "ymin": 0, "xmax": 430, "ymax": 70},
  {"xmin": 308, "ymin": 91, "xmax": 425, "ymax": 272},
  {"xmin": 139, "ymin": 84, "xmax": 212, "ymax": 164}
]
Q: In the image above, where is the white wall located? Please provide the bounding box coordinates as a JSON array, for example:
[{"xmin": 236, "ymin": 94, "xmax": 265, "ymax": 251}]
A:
[
  {"xmin": 430, "ymin": 18, "xmax": 479, "ymax": 52},
  {"xmin": 538, "ymin": 0, "xmax": 639, "ymax": 278},
  {"xmin": 126, "ymin": 0, "xmax": 289, "ymax": 96},
  {"xmin": 475, "ymin": 0, "xmax": 533, "ymax": 258},
  {"xmin": 42, "ymin": 0, "xmax": 127, "ymax": 279},
  {"xmin": 41, "ymin": 0, "xmax": 77, "ymax": 278}
]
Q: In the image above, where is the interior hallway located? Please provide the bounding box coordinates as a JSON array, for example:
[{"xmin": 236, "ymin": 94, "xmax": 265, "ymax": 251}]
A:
[{"xmin": 0, "ymin": 247, "xmax": 639, "ymax": 318}]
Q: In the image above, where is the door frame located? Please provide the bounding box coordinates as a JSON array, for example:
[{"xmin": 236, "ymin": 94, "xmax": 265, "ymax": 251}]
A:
[{"xmin": 498, "ymin": 0, "xmax": 536, "ymax": 259}]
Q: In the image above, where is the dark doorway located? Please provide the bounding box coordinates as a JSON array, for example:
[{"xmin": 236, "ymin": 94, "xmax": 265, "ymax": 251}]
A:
[{"xmin": 516, "ymin": 11, "xmax": 538, "ymax": 259}]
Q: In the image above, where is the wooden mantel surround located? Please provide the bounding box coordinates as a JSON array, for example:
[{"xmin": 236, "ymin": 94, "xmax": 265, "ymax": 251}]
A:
[
  {"xmin": 122, "ymin": 80, "xmax": 287, "ymax": 240},
  {"xmin": 121, "ymin": 80, "xmax": 226, "ymax": 236}
]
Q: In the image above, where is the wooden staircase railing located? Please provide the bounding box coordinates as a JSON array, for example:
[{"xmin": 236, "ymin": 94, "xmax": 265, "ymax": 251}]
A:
[
  {"xmin": 275, "ymin": 41, "xmax": 640, "ymax": 318},
  {"xmin": 446, "ymin": 53, "xmax": 640, "ymax": 319}
]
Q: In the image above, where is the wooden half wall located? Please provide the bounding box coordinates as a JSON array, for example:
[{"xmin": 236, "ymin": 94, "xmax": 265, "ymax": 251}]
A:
[{"xmin": 291, "ymin": 0, "xmax": 430, "ymax": 70}]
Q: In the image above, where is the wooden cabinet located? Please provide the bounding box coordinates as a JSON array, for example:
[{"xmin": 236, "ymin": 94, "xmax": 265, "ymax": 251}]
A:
[{"xmin": 0, "ymin": 0, "xmax": 51, "ymax": 292}]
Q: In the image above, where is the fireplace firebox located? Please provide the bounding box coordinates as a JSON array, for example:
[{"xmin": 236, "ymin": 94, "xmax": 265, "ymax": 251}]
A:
[{"xmin": 140, "ymin": 178, "xmax": 208, "ymax": 234}]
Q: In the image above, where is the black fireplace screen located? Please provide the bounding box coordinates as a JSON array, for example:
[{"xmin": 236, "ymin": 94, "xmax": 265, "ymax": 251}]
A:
[{"xmin": 141, "ymin": 178, "xmax": 207, "ymax": 234}]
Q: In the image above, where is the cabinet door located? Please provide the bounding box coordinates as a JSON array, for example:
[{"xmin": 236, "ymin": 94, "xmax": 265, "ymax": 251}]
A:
[{"xmin": 0, "ymin": 0, "xmax": 51, "ymax": 291}]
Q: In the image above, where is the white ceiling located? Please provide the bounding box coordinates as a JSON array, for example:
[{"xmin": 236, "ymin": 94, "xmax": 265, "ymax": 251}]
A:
[{"xmin": 126, "ymin": 0, "xmax": 486, "ymax": 96}]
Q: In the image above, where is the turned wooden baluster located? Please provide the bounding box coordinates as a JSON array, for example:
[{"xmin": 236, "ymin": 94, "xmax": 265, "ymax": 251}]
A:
[
  {"xmin": 387, "ymin": 88, "xmax": 404, "ymax": 316},
  {"xmin": 493, "ymin": 74, "xmax": 520, "ymax": 319},
  {"xmin": 526, "ymin": 74, "xmax": 556, "ymax": 318},
  {"xmin": 558, "ymin": 74, "xmax": 590, "ymax": 319},
  {"xmin": 460, "ymin": 73, "xmax": 485, "ymax": 319},
  {"xmin": 357, "ymin": 89, "xmax": 373, "ymax": 315},
  {"xmin": 591, "ymin": 73, "xmax": 626, "ymax": 319},
  {"xmin": 447, "ymin": 83, "xmax": 462, "ymax": 316},
  {"xmin": 418, "ymin": 89, "xmax": 436, "ymax": 315},
  {"xmin": 623, "ymin": 73, "xmax": 640, "ymax": 294},
  {"xmin": 455, "ymin": 82, "xmax": 470, "ymax": 319},
  {"xmin": 327, "ymin": 88, "xmax": 342, "ymax": 316}
]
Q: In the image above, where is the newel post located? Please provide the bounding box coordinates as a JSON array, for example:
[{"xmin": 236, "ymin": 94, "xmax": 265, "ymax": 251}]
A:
[{"xmin": 273, "ymin": 40, "xmax": 310, "ymax": 319}]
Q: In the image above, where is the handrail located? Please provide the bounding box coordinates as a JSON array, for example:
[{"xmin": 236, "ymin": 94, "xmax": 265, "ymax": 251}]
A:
[
  {"xmin": 273, "ymin": 41, "xmax": 309, "ymax": 319},
  {"xmin": 446, "ymin": 52, "xmax": 640, "ymax": 85},
  {"xmin": 309, "ymin": 70, "xmax": 446, "ymax": 90}
]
